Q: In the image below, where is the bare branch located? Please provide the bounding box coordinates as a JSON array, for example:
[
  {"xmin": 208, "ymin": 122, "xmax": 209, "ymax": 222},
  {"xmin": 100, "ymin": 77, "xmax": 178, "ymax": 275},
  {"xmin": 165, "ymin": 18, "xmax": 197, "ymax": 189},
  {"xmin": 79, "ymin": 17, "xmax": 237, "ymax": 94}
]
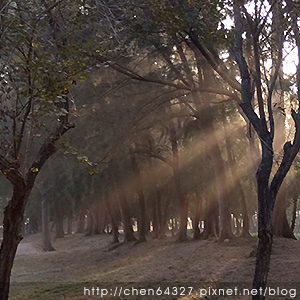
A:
[{"xmin": 232, "ymin": 3, "xmax": 261, "ymax": 134}]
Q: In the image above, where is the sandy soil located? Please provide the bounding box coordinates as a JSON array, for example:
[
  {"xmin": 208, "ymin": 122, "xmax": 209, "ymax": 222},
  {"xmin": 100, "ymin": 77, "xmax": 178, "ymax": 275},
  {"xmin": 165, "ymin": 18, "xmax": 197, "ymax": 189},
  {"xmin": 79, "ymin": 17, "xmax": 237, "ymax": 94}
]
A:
[{"xmin": 9, "ymin": 233, "xmax": 300, "ymax": 299}]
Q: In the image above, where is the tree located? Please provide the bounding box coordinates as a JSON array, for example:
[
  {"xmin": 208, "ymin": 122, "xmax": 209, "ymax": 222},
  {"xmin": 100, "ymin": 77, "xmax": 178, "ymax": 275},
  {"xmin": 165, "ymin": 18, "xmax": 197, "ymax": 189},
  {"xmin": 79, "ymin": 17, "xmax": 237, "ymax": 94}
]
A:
[
  {"xmin": 0, "ymin": 1, "xmax": 92, "ymax": 299},
  {"xmin": 232, "ymin": 1, "xmax": 300, "ymax": 298}
]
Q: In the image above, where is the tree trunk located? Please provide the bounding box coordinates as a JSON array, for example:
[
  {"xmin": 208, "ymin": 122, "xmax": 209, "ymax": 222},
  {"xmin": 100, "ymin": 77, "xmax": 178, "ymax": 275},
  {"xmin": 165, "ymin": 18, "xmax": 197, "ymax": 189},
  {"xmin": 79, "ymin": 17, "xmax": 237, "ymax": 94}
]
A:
[
  {"xmin": 93, "ymin": 207, "xmax": 101, "ymax": 235},
  {"xmin": 0, "ymin": 188, "xmax": 27, "ymax": 300},
  {"xmin": 155, "ymin": 189, "xmax": 163, "ymax": 238},
  {"xmin": 137, "ymin": 191, "xmax": 147, "ymax": 242},
  {"xmin": 130, "ymin": 151, "xmax": 147, "ymax": 243},
  {"xmin": 252, "ymin": 140, "xmax": 274, "ymax": 299},
  {"xmin": 270, "ymin": 0, "xmax": 294, "ymax": 239},
  {"xmin": 76, "ymin": 209, "xmax": 85, "ymax": 233},
  {"xmin": 273, "ymin": 184, "xmax": 296, "ymax": 239},
  {"xmin": 159, "ymin": 198, "xmax": 170, "ymax": 239},
  {"xmin": 85, "ymin": 209, "xmax": 94, "ymax": 236},
  {"xmin": 42, "ymin": 194, "xmax": 55, "ymax": 251},
  {"xmin": 253, "ymin": 228, "xmax": 273, "ymax": 300},
  {"xmin": 193, "ymin": 197, "xmax": 202, "ymax": 240},
  {"xmin": 67, "ymin": 214, "xmax": 73, "ymax": 235},
  {"xmin": 152, "ymin": 195, "xmax": 158, "ymax": 238},
  {"xmin": 224, "ymin": 121, "xmax": 251, "ymax": 238},
  {"xmin": 176, "ymin": 175, "xmax": 189, "ymax": 242},
  {"xmin": 291, "ymin": 197, "xmax": 298, "ymax": 233},
  {"xmin": 169, "ymin": 127, "xmax": 188, "ymax": 242},
  {"xmin": 202, "ymin": 195, "xmax": 218, "ymax": 239},
  {"xmin": 103, "ymin": 194, "xmax": 119, "ymax": 243},
  {"xmin": 55, "ymin": 202, "xmax": 64, "ymax": 238},
  {"xmin": 118, "ymin": 191, "xmax": 136, "ymax": 242},
  {"xmin": 209, "ymin": 127, "xmax": 235, "ymax": 242}
]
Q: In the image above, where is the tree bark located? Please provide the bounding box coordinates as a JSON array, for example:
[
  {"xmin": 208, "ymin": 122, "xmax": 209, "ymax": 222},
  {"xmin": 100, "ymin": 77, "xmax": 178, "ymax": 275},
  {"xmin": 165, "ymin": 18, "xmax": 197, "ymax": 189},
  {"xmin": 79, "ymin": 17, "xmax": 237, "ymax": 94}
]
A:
[
  {"xmin": 41, "ymin": 194, "xmax": 55, "ymax": 251},
  {"xmin": 193, "ymin": 197, "xmax": 202, "ymax": 240},
  {"xmin": 118, "ymin": 190, "xmax": 136, "ymax": 242},
  {"xmin": 160, "ymin": 197, "xmax": 170, "ymax": 239},
  {"xmin": 152, "ymin": 194, "xmax": 158, "ymax": 238},
  {"xmin": 202, "ymin": 194, "xmax": 218, "ymax": 239},
  {"xmin": 291, "ymin": 197, "xmax": 298, "ymax": 233},
  {"xmin": 252, "ymin": 140, "xmax": 274, "ymax": 298},
  {"xmin": 54, "ymin": 201, "xmax": 64, "ymax": 238},
  {"xmin": 0, "ymin": 188, "xmax": 27, "ymax": 300},
  {"xmin": 209, "ymin": 127, "xmax": 235, "ymax": 242},
  {"xmin": 169, "ymin": 127, "xmax": 188, "ymax": 242},
  {"xmin": 103, "ymin": 193, "xmax": 119, "ymax": 244},
  {"xmin": 130, "ymin": 151, "xmax": 147, "ymax": 243},
  {"xmin": 85, "ymin": 209, "xmax": 94, "ymax": 236},
  {"xmin": 76, "ymin": 209, "xmax": 85, "ymax": 233},
  {"xmin": 67, "ymin": 214, "xmax": 73, "ymax": 235},
  {"xmin": 224, "ymin": 120, "xmax": 251, "ymax": 238},
  {"xmin": 273, "ymin": 184, "xmax": 296, "ymax": 239}
]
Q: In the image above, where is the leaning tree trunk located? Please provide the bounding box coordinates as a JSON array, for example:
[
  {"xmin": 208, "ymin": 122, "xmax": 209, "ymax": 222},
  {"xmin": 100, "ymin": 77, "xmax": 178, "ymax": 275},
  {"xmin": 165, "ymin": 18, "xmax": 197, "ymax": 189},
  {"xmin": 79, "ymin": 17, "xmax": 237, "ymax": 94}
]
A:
[
  {"xmin": 0, "ymin": 98, "xmax": 73, "ymax": 300},
  {"xmin": 0, "ymin": 188, "xmax": 28, "ymax": 300}
]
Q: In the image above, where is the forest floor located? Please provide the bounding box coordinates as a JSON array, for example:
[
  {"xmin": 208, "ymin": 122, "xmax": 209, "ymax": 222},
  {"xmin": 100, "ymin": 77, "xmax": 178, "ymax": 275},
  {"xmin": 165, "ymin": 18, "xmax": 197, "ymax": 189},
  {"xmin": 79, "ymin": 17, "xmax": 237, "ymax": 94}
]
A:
[{"xmin": 9, "ymin": 232, "xmax": 300, "ymax": 300}]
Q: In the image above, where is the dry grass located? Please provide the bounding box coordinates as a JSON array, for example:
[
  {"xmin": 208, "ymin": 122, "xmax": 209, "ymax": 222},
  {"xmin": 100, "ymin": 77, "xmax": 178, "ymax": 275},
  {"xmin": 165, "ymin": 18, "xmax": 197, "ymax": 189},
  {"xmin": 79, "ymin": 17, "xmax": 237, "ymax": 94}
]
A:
[{"xmin": 8, "ymin": 233, "xmax": 300, "ymax": 299}]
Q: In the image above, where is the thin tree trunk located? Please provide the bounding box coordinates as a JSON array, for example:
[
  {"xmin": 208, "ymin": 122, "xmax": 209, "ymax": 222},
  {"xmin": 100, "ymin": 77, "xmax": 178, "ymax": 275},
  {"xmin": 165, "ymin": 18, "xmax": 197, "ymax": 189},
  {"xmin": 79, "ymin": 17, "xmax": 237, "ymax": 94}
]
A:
[
  {"xmin": 224, "ymin": 119, "xmax": 251, "ymax": 238},
  {"xmin": 118, "ymin": 191, "xmax": 136, "ymax": 242},
  {"xmin": 202, "ymin": 194, "xmax": 218, "ymax": 239},
  {"xmin": 209, "ymin": 127, "xmax": 235, "ymax": 242},
  {"xmin": 85, "ymin": 209, "xmax": 94, "ymax": 236},
  {"xmin": 55, "ymin": 202, "xmax": 64, "ymax": 238},
  {"xmin": 76, "ymin": 209, "xmax": 85, "ymax": 233},
  {"xmin": 103, "ymin": 193, "xmax": 119, "ymax": 243},
  {"xmin": 67, "ymin": 214, "xmax": 73, "ymax": 235},
  {"xmin": 42, "ymin": 194, "xmax": 55, "ymax": 251},
  {"xmin": 169, "ymin": 127, "xmax": 188, "ymax": 242},
  {"xmin": 193, "ymin": 197, "xmax": 202, "ymax": 240},
  {"xmin": 159, "ymin": 198, "xmax": 171, "ymax": 239},
  {"xmin": 152, "ymin": 195, "xmax": 158, "ymax": 238},
  {"xmin": 291, "ymin": 197, "xmax": 298, "ymax": 233},
  {"xmin": 130, "ymin": 151, "xmax": 147, "ymax": 243},
  {"xmin": 155, "ymin": 189, "xmax": 163, "ymax": 238},
  {"xmin": 273, "ymin": 184, "xmax": 295, "ymax": 239}
]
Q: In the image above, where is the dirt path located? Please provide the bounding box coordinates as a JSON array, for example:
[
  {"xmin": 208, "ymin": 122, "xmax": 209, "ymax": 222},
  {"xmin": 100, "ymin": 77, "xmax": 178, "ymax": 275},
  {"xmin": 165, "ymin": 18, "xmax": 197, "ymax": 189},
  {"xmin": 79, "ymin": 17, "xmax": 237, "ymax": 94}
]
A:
[{"xmin": 9, "ymin": 233, "xmax": 300, "ymax": 299}]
